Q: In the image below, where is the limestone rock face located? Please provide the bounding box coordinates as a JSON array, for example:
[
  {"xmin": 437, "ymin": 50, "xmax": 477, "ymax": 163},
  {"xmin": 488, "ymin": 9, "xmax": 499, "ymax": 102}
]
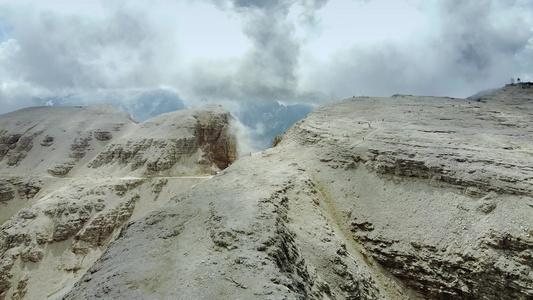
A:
[
  {"xmin": 88, "ymin": 104, "xmax": 237, "ymax": 176},
  {"xmin": 273, "ymin": 87, "xmax": 533, "ymax": 299},
  {"xmin": 0, "ymin": 104, "xmax": 135, "ymax": 176},
  {"xmin": 2, "ymin": 87, "xmax": 533, "ymax": 299},
  {"xmin": 0, "ymin": 103, "xmax": 239, "ymax": 299},
  {"xmin": 65, "ymin": 86, "xmax": 532, "ymax": 300}
]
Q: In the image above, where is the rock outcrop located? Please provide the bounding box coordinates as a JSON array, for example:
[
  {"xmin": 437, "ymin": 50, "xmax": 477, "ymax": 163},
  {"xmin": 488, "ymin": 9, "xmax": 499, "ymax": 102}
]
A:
[
  {"xmin": 271, "ymin": 87, "xmax": 533, "ymax": 299},
  {"xmin": 0, "ymin": 103, "xmax": 239, "ymax": 299},
  {"xmin": 64, "ymin": 86, "xmax": 532, "ymax": 300},
  {"xmin": 88, "ymin": 104, "xmax": 237, "ymax": 176}
]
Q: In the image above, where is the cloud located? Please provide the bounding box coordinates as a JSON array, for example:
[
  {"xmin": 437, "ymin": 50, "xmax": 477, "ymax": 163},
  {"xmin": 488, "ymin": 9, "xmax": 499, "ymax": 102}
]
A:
[
  {"xmin": 229, "ymin": 118, "xmax": 255, "ymax": 157},
  {"xmin": 298, "ymin": 0, "xmax": 330, "ymax": 25},
  {"xmin": 0, "ymin": 2, "xmax": 178, "ymax": 95},
  {"xmin": 430, "ymin": 0, "xmax": 533, "ymax": 90},
  {"xmin": 437, "ymin": 0, "xmax": 532, "ymax": 71},
  {"xmin": 1, "ymin": 0, "xmax": 533, "ymax": 115},
  {"xmin": 184, "ymin": 0, "xmax": 327, "ymax": 103},
  {"xmin": 185, "ymin": 0, "xmax": 533, "ymax": 103}
]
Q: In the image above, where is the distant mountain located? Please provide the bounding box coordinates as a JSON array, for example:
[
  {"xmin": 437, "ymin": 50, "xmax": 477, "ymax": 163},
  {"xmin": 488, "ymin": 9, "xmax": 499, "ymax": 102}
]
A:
[
  {"xmin": 236, "ymin": 100, "xmax": 315, "ymax": 149},
  {"xmin": 34, "ymin": 91, "xmax": 315, "ymax": 151},
  {"xmin": 110, "ymin": 89, "xmax": 186, "ymax": 122},
  {"xmin": 33, "ymin": 88, "xmax": 186, "ymax": 122}
]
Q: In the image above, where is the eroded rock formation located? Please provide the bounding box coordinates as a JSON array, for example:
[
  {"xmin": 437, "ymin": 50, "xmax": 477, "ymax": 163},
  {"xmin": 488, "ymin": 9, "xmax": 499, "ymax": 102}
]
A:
[
  {"xmin": 65, "ymin": 86, "xmax": 533, "ymax": 300},
  {"xmin": 88, "ymin": 104, "xmax": 237, "ymax": 176},
  {"xmin": 2, "ymin": 86, "xmax": 532, "ymax": 299},
  {"xmin": 0, "ymin": 103, "xmax": 239, "ymax": 299},
  {"xmin": 0, "ymin": 104, "xmax": 134, "ymax": 177}
]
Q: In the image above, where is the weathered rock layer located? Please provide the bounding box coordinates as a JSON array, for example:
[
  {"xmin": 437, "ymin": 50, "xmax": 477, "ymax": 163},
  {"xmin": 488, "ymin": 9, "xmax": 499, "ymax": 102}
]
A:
[
  {"xmin": 2, "ymin": 86, "xmax": 533, "ymax": 299},
  {"xmin": 88, "ymin": 104, "xmax": 237, "ymax": 176},
  {"xmin": 65, "ymin": 86, "xmax": 533, "ymax": 300},
  {"xmin": 0, "ymin": 104, "xmax": 238, "ymax": 299}
]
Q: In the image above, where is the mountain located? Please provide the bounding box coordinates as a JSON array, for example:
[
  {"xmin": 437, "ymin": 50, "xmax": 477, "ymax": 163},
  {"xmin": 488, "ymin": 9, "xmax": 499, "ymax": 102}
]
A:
[
  {"xmin": 32, "ymin": 88, "xmax": 186, "ymax": 122},
  {"xmin": 235, "ymin": 100, "xmax": 315, "ymax": 149},
  {"xmin": 109, "ymin": 89, "xmax": 186, "ymax": 122},
  {"xmin": 3, "ymin": 85, "xmax": 533, "ymax": 299},
  {"xmin": 33, "ymin": 91, "xmax": 314, "ymax": 151},
  {"xmin": 0, "ymin": 103, "xmax": 238, "ymax": 299}
]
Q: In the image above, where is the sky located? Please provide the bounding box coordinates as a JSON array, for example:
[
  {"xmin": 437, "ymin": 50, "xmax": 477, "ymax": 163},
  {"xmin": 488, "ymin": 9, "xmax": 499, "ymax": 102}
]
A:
[{"xmin": 0, "ymin": 0, "xmax": 532, "ymax": 114}]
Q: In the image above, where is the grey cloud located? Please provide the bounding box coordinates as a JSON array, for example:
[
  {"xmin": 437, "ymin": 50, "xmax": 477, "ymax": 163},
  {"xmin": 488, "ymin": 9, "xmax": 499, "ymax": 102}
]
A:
[
  {"xmin": 230, "ymin": 0, "xmax": 291, "ymax": 12},
  {"xmin": 2, "ymin": 0, "xmax": 533, "ymax": 116},
  {"xmin": 302, "ymin": 0, "xmax": 533, "ymax": 99},
  {"xmin": 190, "ymin": 0, "xmax": 532, "ymax": 104},
  {"xmin": 298, "ymin": 0, "xmax": 329, "ymax": 25},
  {"xmin": 0, "ymin": 89, "xmax": 36, "ymax": 114},
  {"xmin": 238, "ymin": 12, "xmax": 299, "ymax": 97},
  {"xmin": 438, "ymin": 0, "xmax": 532, "ymax": 73},
  {"xmin": 0, "ymin": 6, "xmax": 168, "ymax": 90},
  {"xmin": 186, "ymin": 0, "xmax": 328, "ymax": 103}
]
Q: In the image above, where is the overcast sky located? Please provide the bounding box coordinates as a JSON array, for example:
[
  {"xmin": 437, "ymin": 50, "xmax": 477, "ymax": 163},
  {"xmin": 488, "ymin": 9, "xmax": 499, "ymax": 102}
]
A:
[{"xmin": 0, "ymin": 0, "xmax": 532, "ymax": 113}]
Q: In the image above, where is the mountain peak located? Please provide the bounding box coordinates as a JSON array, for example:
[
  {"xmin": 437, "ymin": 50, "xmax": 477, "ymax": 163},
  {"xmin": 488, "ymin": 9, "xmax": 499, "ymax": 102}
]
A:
[{"xmin": 2, "ymin": 90, "xmax": 532, "ymax": 299}]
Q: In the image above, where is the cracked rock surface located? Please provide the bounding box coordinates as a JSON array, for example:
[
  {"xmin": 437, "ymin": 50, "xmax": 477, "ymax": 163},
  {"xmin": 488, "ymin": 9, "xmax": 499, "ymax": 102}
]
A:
[
  {"xmin": 66, "ymin": 86, "xmax": 533, "ymax": 300},
  {"xmin": 2, "ymin": 86, "xmax": 533, "ymax": 299},
  {"xmin": 88, "ymin": 104, "xmax": 237, "ymax": 176},
  {"xmin": 0, "ymin": 103, "xmax": 238, "ymax": 299}
]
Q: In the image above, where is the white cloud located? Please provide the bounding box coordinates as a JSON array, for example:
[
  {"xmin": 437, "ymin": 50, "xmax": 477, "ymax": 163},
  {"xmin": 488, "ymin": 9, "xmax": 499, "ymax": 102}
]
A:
[{"xmin": 0, "ymin": 0, "xmax": 532, "ymax": 114}]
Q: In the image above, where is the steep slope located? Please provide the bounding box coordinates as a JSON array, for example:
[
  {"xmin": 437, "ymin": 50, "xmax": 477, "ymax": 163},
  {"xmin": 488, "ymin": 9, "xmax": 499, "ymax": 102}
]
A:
[
  {"xmin": 0, "ymin": 104, "xmax": 238, "ymax": 299},
  {"xmin": 65, "ymin": 86, "xmax": 532, "ymax": 299},
  {"xmin": 274, "ymin": 88, "xmax": 533, "ymax": 299}
]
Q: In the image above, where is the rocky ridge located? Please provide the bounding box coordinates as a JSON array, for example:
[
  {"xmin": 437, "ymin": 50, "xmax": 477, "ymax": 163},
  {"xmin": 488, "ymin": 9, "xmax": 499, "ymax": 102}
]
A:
[
  {"xmin": 64, "ymin": 86, "xmax": 533, "ymax": 300},
  {"xmin": 0, "ymin": 104, "xmax": 238, "ymax": 299},
  {"xmin": 0, "ymin": 104, "xmax": 134, "ymax": 176},
  {"xmin": 87, "ymin": 104, "xmax": 237, "ymax": 176},
  {"xmin": 1, "ymin": 86, "xmax": 532, "ymax": 299}
]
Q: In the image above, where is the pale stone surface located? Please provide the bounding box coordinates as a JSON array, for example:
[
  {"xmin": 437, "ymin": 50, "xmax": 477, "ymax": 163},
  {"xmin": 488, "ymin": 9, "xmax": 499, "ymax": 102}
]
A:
[
  {"xmin": 88, "ymin": 104, "xmax": 237, "ymax": 176},
  {"xmin": 2, "ymin": 86, "xmax": 533, "ymax": 299},
  {"xmin": 0, "ymin": 103, "xmax": 238, "ymax": 299},
  {"xmin": 65, "ymin": 86, "xmax": 533, "ymax": 300}
]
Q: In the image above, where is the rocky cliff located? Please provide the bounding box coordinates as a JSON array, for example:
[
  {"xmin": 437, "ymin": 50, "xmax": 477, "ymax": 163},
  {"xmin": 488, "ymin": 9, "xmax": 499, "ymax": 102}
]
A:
[
  {"xmin": 64, "ymin": 86, "xmax": 532, "ymax": 300},
  {"xmin": 2, "ymin": 85, "xmax": 533, "ymax": 299},
  {"xmin": 0, "ymin": 103, "xmax": 238, "ymax": 299}
]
